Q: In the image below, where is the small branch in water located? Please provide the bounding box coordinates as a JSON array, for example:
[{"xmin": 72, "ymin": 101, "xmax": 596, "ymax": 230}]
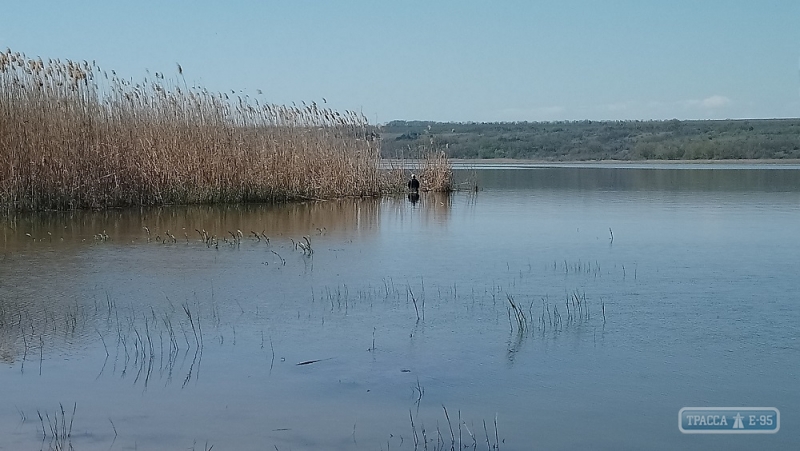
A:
[
  {"xmin": 408, "ymin": 285, "xmax": 420, "ymax": 322},
  {"xmin": 270, "ymin": 250, "xmax": 286, "ymax": 266},
  {"xmin": 269, "ymin": 337, "xmax": 275, "ymax": 374},
  {"xmin": 414, "ymin": 377, "xmax": 424, "ymax": 407},
  {"xmin": 484, "ymin": 420, "xmax": 491, "ymax": 451},
  {"xmin": 602, "ymin": 300, "xmax": 606, "ymax": 323},
  {"xmin": 296, "ymin": 357, "xmax": 333, "ymax": 366},
  {"xmin": 410, "ymin": 410, "xmax": 419, "ymax": 449},
  {"xmin": 368, "ymin": 327, "xmax": 376, "ymax": 352},
  {"xmin": 37, "ymin": 411, "xmax": 45, "ymax": 440},
  {"xmin": 494, "ymin": 414, "xmax": 499, "ymax": 451},
  {"xmin": 443, "ymin": 405, "xmax": 455, "ymax": 447}
]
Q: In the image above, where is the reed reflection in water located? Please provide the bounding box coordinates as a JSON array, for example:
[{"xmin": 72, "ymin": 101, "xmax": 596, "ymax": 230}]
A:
[{"xmin": 4, "ymin": 165, "xmax": 798, "ymax": 450}]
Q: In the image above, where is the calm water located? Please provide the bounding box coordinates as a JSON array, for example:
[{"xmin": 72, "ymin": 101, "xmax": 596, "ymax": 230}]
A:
[{"xmin": 1, "ymin": 164, "xmax": 799, "ymax": 450}]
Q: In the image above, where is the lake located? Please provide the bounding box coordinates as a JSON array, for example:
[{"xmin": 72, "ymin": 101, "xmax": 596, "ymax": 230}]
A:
[{"xmin": 1, "ymin": 163, "xmax": 798, "ymax": 450}]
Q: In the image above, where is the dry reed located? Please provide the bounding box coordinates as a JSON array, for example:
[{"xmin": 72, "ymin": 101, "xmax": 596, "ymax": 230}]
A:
[
  {"xmin": 418, "ymin": 149, "xmax": 453, "ymax": 192},
  {"xmin": 384, "ymin": 148, "xmax": 454, "ymax": 193},
  {"xmin": 0, "ymin": 49, "xmax": 420, "ymax": 212}
]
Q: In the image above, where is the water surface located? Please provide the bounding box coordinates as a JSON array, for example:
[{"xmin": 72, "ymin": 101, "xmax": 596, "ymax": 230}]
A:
[{"xmin": 1, "ymin": 165, "xmax": 798, "ymax": 450}]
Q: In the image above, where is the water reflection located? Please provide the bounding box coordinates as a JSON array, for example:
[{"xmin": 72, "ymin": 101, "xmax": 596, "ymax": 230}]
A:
[
  {"xmin": 470, "ymin": 166, "xmax": 800, "ymax": 192},
  {"xmin": 2, "ymin": 166, "xmax": 800, "ymax": 450},
  {"xmin": 0, "ymin": 199, "xmax": 384, "ymax": 252},
  {"xmin": 0, "ymin": 195, "xmax": 455, "ymax": 366},
  {"xmin": 392, "ymin": 191, "xmax": 452, "ymax": 222},
  {"xmin": 0, "ymin": 200, "xmax": 387, "ymax": 364},
  {"xmin": 0, "ymin": 290, "xmax": 93, "ymax": 365},
  {"xmin": 0, "ymin": 276, "xmax": 211, "ymax": 388}
]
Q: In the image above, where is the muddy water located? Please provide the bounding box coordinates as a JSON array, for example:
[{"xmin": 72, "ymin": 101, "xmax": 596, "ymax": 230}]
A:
[{"xmin": 1, "ymin": 165, "xmax": 799, "ymax": 450}]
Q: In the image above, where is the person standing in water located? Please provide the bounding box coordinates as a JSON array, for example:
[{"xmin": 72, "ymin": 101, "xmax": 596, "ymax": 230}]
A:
[{"xmin": 408, "ymin": 174, "xmax": 420, "ymax": 192}]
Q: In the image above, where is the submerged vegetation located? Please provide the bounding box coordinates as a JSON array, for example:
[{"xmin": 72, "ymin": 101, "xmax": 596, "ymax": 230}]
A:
[
  {"xmin": 1, "ymin": 227, "xmax": 611, "ymax": 448},
  {"xmin": 0, "ymin": 49, "xmax": 451, "ymax": 213}
]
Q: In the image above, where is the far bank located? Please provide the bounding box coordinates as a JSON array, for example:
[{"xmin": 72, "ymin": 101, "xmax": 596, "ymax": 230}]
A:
[{"xmin": 381, "ymin": 119, "xmax": 800, "ymax": 161}]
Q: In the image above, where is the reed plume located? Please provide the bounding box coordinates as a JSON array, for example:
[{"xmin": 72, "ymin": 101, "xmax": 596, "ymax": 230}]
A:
[{"xmin": 0, "ymin": 49, "xmax": 405, "ymax": 212}]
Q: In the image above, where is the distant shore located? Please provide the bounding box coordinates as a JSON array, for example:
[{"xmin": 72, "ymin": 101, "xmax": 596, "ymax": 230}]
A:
[
  {"xmin": 385, "ymin": 158, "xmax": 800, "ymax": 168},
  {"xmin": 381, "ymin": 119, "xmax": 800, "ymax": 161},
  {"xmin": 447, "ymin": 158, "xmax": 800, "ymax": 165}
]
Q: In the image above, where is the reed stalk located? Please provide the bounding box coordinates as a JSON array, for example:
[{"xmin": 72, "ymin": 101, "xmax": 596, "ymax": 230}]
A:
[{"xmin": 1, "ymin": 49, "xmax": 442, "ymax": 212}]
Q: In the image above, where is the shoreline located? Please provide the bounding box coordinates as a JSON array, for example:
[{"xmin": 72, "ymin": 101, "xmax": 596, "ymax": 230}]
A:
[
  {"xmin": 381, "ymin": 158, "xmax": 800, "ymax": 168},
  {"xmin": 447, "ymin": 158, "xmax": 800, "ymax": 165},
  {"xmin": 383, "ymin": 158, "xmax": 800, "ymax": 170}
]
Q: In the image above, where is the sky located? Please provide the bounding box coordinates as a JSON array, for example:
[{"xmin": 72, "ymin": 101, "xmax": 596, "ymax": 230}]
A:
[{"xmin": 3, "ymin": 1, "xmax": 800, "ymax": 123}]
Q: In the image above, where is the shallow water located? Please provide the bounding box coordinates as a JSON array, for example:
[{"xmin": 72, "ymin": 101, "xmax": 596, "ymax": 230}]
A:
[{"xmin": 1, "ymin": 165, "xmax": 799, "ymax": 450}]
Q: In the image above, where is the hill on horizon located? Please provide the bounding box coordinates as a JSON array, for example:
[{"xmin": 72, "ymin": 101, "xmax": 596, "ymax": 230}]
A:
[{"xmin": 380, "ymin": 118, "xmax": 800, "ymax": 161}]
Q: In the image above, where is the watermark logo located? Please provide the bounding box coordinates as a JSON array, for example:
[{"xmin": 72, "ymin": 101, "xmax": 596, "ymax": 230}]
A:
[{"xmin": 679, "ymin": 407, "xmax": 780, "ymax": 434}]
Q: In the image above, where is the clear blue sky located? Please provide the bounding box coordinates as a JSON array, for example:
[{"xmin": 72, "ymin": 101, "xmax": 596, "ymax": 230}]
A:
[{"xmin": 3, "ymin": 1, "xmax": 799, "ymax": 123}]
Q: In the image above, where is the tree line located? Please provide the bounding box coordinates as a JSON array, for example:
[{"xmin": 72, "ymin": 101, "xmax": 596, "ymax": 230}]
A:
[{"xmin": 380, "ymin": 119, "xmax": 800, "ymax": 160}]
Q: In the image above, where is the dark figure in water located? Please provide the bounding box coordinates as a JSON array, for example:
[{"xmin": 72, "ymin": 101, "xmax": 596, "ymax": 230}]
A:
[
  {"xmin": 408, "ymin": 174, "xmax": 420, "ymax": 192},
  {"xmin": 408, "ymin": 192, "xmax": 420, "ymax": 205}
]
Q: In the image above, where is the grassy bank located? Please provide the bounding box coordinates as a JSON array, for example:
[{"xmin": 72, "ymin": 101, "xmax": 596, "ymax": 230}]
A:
[{"xmin": 0, "ymin": 50, "xmax": 450, "ymax": 213}]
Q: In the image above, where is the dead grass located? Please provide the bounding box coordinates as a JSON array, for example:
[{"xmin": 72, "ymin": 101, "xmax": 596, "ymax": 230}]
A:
[
  {"xmin": 418, "ymin": 149, "xmax": 453, "ymax": 192},
  {"xmin": 0, "ymin": 49, "xmax": 418, "ymax": 212},
  {"xmin": 381, "ymin": 148, "xmax": 454, "ymax": 193}
]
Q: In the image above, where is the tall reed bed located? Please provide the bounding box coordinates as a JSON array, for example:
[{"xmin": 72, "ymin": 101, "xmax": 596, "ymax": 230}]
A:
[
  {"xmin": 0, "ymin": 49, "xmax": 401, "ymax": 212},
  {"xmin": 383, "ymin": 148, "xmax": 454, "ymax": 193},
  {"xmin": 418, "ymin": 149, "xmax": 453, "ymax": 192}
]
